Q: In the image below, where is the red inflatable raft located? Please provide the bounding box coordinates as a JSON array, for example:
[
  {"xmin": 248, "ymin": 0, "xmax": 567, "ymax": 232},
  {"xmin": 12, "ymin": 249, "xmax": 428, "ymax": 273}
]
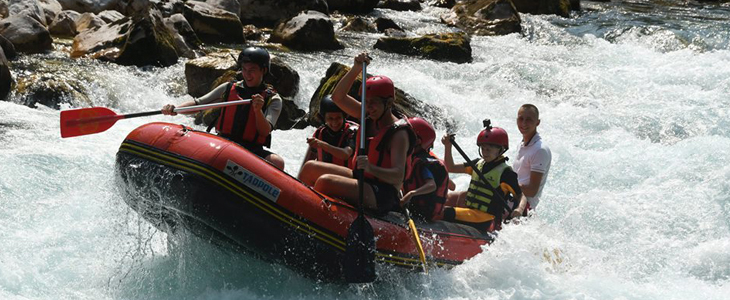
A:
[{"xmin": 115, "ymin": 122, "xmax": 493, "ymax": 281}]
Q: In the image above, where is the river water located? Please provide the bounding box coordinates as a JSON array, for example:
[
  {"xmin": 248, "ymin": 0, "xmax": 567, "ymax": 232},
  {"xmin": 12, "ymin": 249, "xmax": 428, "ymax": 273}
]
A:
[{"xmin": 1, "ymin": 1, "xmax": 729, "ymax": 299}]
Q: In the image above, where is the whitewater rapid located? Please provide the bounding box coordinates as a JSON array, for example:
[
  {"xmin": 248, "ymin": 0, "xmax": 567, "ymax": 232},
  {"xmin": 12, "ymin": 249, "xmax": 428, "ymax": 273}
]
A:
[{"xmin": 1, "ymin": 2, "xmax": 729, "ymax": 299}]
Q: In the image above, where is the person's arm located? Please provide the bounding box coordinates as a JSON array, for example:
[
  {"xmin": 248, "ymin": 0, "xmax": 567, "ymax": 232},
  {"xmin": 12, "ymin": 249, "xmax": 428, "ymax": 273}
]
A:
[
  {"xmin": 520, "ymin": 171, "xmax": 545, "ymax": 197},
  {"xmin": 161, "ymin": 83, "xmax": 229, "ymax": 115},
  {"xmin": 331, "ymin": 53, "xmax": 370, "ymax": 119},
  {"xmin": 441, "ymin": 134, "xmax": 467, "ymax": 173},
  {"xmin": 319, "ymin": 143, "xmax": 354, "ymax": 160},
  {"xmin": 401, "ymin": 167, "xmax": 437, "ymax": 206},
  {"xmin": 254, "ymin": 93, "xmax": 282, "ymax": 137},
  {"xmin": 358, "ymin": 130, "xmax": 409, "ymax": 186}
]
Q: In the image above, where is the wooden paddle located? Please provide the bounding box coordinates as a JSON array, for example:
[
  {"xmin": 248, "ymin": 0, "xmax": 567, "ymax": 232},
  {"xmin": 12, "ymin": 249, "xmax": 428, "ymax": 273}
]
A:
[
  {"xmin": 60, "ymin": 99, "xmax": 251, "ymax": 138},
  {"xmin": 343, "ymin": 60, "xmax": 377, "ymax": 283}
]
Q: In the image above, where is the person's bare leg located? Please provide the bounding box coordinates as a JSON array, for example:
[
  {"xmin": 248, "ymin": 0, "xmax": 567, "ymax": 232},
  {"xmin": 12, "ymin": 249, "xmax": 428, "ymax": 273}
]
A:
[
  {"xmin": 266, "ymin": 153, "xmax": 285, "ymax": 170},
  {"xmin": 298, "ymin": 160, "xmax": 351, "ymax": 186},
  {"xmin": 314, "ymin": 174, "xmax": 377, "ymax": 209}
]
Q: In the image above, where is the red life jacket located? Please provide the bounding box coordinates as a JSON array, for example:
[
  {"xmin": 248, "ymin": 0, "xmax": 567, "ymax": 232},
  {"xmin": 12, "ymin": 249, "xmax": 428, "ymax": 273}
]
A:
[
  {"xmin": 403, "ymin": 150, "xmax": 449, "ymax": 221},
  {"xmin": 314, "ymin": 120, "xmax": 358, "ymax": 167},
  {"xmin": 216, "ymin": 82, "xmax": 276, "ymax": 147},
  {"xmin": 350, "ymin": 118, "xmax": 416, "ymax": 183}
]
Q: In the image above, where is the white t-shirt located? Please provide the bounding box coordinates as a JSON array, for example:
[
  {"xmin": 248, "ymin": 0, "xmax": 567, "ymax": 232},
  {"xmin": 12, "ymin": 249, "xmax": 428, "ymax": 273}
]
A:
[{"xmin": 512, "ymin": 132, "xmax": 551, "ymax": 208}]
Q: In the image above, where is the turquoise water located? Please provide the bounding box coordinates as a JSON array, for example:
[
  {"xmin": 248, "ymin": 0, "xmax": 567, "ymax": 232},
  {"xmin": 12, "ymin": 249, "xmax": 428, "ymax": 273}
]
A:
[{"xmin": 1, "ymin": 1, "xmax": 729, "ymax": 299}]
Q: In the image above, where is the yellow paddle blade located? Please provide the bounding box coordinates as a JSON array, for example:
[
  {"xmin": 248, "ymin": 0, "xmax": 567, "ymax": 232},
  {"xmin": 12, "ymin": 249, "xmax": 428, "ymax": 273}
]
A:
[{"xmin": 408, "ymin": 219, "xmax": 428, "ymax": 274}]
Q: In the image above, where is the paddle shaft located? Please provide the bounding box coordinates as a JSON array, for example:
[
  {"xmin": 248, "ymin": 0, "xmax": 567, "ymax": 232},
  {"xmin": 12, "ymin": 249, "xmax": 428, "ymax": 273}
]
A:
[
  {"xmin": 357, "ymin": 61, "xmax": 367, "ymax": 211},
  {"xmin": 449, "ymin": 137, "xmax": 514, "ymax": 213}
]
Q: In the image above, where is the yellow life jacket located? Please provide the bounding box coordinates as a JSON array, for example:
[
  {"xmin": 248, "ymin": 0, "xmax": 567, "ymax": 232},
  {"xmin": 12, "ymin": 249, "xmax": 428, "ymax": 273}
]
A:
[{"xmin": 464, "ymin": 160, "xmax": 510, "ymax": 215}]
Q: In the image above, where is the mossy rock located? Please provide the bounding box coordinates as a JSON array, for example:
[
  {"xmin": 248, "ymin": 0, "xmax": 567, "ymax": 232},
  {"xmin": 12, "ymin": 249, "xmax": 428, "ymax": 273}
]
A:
[{"xmin": 374, "ymin": 32, "xmax": 473, "ymax": 64}]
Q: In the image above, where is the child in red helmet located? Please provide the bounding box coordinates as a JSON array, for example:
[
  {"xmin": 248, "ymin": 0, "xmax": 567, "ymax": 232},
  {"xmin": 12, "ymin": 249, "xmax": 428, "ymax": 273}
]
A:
[
  {"xmin": 440, "ymin": 121, "xmax": 523, "ymax": 232},
  {"xmin": 401, "ymin": 117, "xmax": 451, "ymax": 222},
  {"xmin": 298, "ymin": 95, "xmax": 358, "ymax": 170}
]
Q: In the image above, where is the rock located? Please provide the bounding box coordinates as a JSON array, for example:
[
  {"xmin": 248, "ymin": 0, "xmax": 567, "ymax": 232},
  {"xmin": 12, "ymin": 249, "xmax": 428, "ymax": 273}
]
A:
[
  {"xmin": 0, "ymin": 1, "xmax": 8, "ymax": 19},
  {"xmin": 49, "ymin": 10, "xmax": 81, "ymax": 37},
  {"xmin": 98, "ymin": 10, "xmax": 124, "ymax": 23},
  {"xmin": 38, "ymin": 0, "xmax": 63, "ymax": 25},
  {"xmin": 375, "ymin": 17, "xmax": 402, "ymax": 32},
  {"xmin": 428, "ymin": 0, "xmax": 456, "ymax": 8},
  {"xmin": 118, "ymin": 0, "xmax": 150, "ymax": 16},
  {"xmin": 570, "ymin": 0, "xmax": 580, "ymax": 11},
  {"xmin": 153, "ymin": 0, "xmax": 184, "ymax": 18},
  {"xmin": 76, "ymin": 12, "xmax": 106, "ymax": 33},
  {"xmin": 384, "ymin": 28, "xmax": 407, "ymax": 37},
  {"xmin": 327, "ymin": 0, "xmax": 379, "ymax": 14},
  {"xmin": 206, "ymin": 0, "xmax": 239, "ymax": 15},
  {"xmin": 0, "ymin": 46, "xmax": 11, "ymax": 100},
  {"xmin": 0, "ymin": 34, "xmax": 17, "ymax": 60},
  {"xmin": 268, "ymin": 10, "xmax": 343, "ymax": 51},
  {"xmin": 183, "ymin": 1, "xmax": 243, "ymax": 44},
  {"xmin": 164, "ymin": 13, "xmax": 202, "ymax": 59},
  {"xmin": 242, "ymin": 24, "xmax": 264, "ymax": 42},
  {"xmin": 308, "ymin": 62, "xmax": 455, "ymax": 130},
  {"xmin": 9, "ymin": 0, "xmax": 48, "ymax": 26},
  {"xmin": 0, "ymin": 15, "xmax": 54, "ymax": 54},
  {"xmin": 377, "ymin": 0, "xmax": 422, "ymax": 11},
  {"xmin": 56, "ymin": 0, "xmax": 120, "ymax": 14},
  {"xmin": 441, "ymin": 0, "xmax": 521, "ymax": 36},
  {"xmin": 374, "ymin": 32, "xmax": 472, "ymax": 64},
  {"xmin": 240, "ymin": 0, "xmax": 329, "ymax": 28},
  {"xmin": 511, "ymin": 0, "xmax": 570, "ymax": 17},
  {"xmin": 14, "ymin": 73, "xmax": 90, "ymax": 108},
  {"xmin": 342, "ymin": 16, "xmax": 376, "ymax": 33},
  {"xmin": 71, "ymin": 9, "xmax": 179, "ymax": 67}
]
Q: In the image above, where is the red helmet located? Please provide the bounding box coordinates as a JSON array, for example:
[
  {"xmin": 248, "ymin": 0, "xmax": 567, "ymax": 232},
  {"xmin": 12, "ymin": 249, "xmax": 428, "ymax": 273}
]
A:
[
  {"xmin": 360, "ymin": 75, "xmax": 395, "ymax": 99},
  {"xmin": 408, "ymin": 117, "xmax": 436, "ymax": 149},
  {"xmin": 476, "ymin": 127, "xmax": 509, "ymax": 151}
]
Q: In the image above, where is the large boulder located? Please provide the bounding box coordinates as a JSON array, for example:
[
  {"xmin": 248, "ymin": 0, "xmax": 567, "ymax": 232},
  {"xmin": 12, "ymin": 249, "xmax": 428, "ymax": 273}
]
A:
[
  {"xmin": 0, "ymin": 15, "xmax": 54, "ymax": 54},
  {"xmin": 327, "ymin": 0, "xmax": 379, "ymax": 14},
  {"xmin": 308, "ymin": 62, "xmax": 456, "ymax": 130},
  {"xmin": 375, "ymin": 17, "xmax": 402, "ymax": 33},
  {"xmin": 268, "ymin": 10, "xmax": 343, "ymax": 51},
  {"xmin": 441, "ymin": 0, "xmax": 521, "ymax": 36},
  {"xmin": 153, "ymin": 0, "xmax": 185, "ymax": 18},
  {"xmin": 8, "ymin": 0, "xmax": 48, "ymax": 26},
  {"xmin": 71, "ymin": 9, "xmax": 179, "ymax": 67},
  {"xmin": 98, "ymin": 10, "xmax": 124, "ymax": 23},
  {"xmin": 38, "ymin": 0, "xmax": 63, "ymax": 25},
  {"xmin": 0, "ymin": 34, "xmax": 17, "ymax": 60},
  {"xmin": 56, "ymin": 0, "xmax": 120, "ymax": 14},
  {"xmin": 49, "ymin": 10, "xmax": 82, "ymax": 37},
  {"xmin": 207, "ymin": 0, "xmax": 239, "ymax": 14},
  {"xmin": 75, "ymin": 12, "xmax": 106, "ymax": 33},
  {"xmin": 428, "ymin": 0, "xmax": 456, "ymax": 8},
  {"xmin": 377, "ymin": 0, "xmax": 422, "ymax": 11},
  {"xmin": 182, "ymin": 1, "xmax": 243, "ymax": 44},
  {"xmin": 239, "ymin": 0, "xmax": 328, "ymax": 28},
  {"xmin": 0, "ymin": 46, "xmax": 11, "ymax": 100},
  {"xmin": 511, "ymin": 0, "xmax": 570, "ymax": 17},
  {"xmin": 374, "ymin": 32, "xmax": 472, "ymax": 64},
  {"xmin": 164, "ymin": 13, "xmax": 202, "ymax": 59},
  {"xmin": 0, "ymin": 1, "xmax": 7, "ymax": 19},
  {"xmin": 341, "ymin": 16, "xmax": 376, "ymax": 33}
]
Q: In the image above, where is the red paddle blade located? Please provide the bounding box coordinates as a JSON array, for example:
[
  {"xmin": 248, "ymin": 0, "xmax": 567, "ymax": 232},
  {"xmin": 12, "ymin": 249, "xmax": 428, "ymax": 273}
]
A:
[{"xmin": 60, "ymin": 107, "xmax": 123, "ymax": 138}]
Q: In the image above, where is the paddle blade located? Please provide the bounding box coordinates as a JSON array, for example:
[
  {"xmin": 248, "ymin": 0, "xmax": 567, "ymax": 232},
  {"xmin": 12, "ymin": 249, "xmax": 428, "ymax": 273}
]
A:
[
  {"xmin": 60, "ymin": 107, "xmax": 122, "ymax": 138},
  {"xmin": 344, "ymin": 213, "xmax": 376, "ymax": 283},
  {"xmin": 408, "ymin": 219, "xmax": 428, "ymax": 274}
]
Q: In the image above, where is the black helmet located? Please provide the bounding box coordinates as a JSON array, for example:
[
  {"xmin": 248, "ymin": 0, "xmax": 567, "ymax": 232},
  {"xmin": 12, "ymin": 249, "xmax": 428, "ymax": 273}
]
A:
[
  {"xmin": 319, "ymin": 95, "xmax": 343, "ymax": 116},
  {"xmin": 237, "ymin": 47, "xmax": 270, "ymax": 71}
]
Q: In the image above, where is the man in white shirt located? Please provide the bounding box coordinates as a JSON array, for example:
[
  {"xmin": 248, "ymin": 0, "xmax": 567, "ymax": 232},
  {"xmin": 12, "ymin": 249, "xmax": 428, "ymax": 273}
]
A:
[{"xmin": 511, "ymin": 104, "xmax": 551, "ymax": 218}]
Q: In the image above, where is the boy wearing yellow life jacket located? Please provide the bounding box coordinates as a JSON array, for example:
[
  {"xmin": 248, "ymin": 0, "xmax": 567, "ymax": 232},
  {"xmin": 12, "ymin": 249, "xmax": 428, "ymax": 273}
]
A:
[{"xmin": 440, "ymin": 123, "xmax": 522, "ymax": 232}]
